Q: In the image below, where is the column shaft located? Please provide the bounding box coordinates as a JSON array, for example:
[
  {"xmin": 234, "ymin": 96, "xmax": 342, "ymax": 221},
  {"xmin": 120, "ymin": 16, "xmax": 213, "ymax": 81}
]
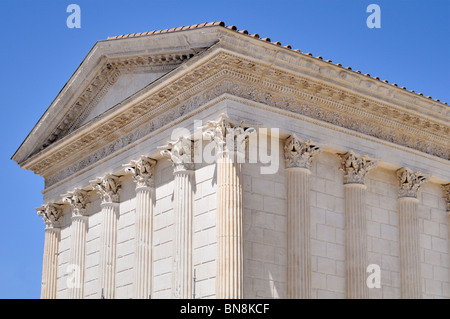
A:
[
  {"xmin": 69, "ymin": 216, "xmax": 88, "ymax": 299},
  {"xmin": 344, "ymin": 184, "xmax": 368, "ymax": 299},
  {"xmin": 99, "ymin": 202, "xmax": 119, "ymax": 299},
  {"xmin": 134, "ymin": 187, "xmax": 153, "ymax": 299},
  {"xmin": 173, "ymin": 171, "xmax": 194, "ymax": 298},
  {"xmin": 41, "ymin": 228, "xmax": 60, "ymax": 299},
  {"xmin": 398, "ymin": 197, "xmax": 421, "ymax": 298},
  {"xmin": 217, "ymin": 153, "xmax": 243, "ymax": 299},
  {"xmin": 286, "ymin": 167, "xmax": 311, "ymax": 298}
]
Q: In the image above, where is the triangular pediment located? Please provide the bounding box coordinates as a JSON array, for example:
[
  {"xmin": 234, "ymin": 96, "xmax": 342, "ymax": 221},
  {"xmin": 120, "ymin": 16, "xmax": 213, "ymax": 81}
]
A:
[
  {"xmin": 12, "ymin": 25, "xmax": 223, "ymax": 165},
  {"xmin": 76, "ymin": 70, "xmax": 168, "ymax": 128},
  {"xmin": 13, "ymin": 22, "xmax": 449, "ymax": 178}
]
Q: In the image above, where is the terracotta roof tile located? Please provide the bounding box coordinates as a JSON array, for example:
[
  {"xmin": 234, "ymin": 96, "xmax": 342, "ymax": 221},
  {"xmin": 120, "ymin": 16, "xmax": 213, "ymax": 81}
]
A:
[{"xmin": 105, "ymin": 21, "xmax": 447, "ymax": 105}]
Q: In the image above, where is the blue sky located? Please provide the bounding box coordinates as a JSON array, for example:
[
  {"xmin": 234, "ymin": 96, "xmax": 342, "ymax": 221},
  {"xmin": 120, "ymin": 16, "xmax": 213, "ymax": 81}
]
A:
[{"xmin": 0, "ymin": 0, "xmax": 448, "ymax": 298}]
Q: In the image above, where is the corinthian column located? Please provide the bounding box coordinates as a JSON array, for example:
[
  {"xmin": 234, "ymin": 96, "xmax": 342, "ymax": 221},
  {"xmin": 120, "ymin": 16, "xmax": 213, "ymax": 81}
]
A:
[
  {"xmin": 339, "ymin": 151, "xmax": 377, "ymax": 299},
  {"xmin": 397, "ymin": 167, "xmax": 428, "ymax": 299},
  {"xmin": 443, "ymin": 184, "xmax": 450, "ymax": 272},
  {"xmin": 37, "ymin": 203, "xmax": 63, "ymax": 299},
  {"xmin": 124, "ymin": 156, "xmax": 156, "ymax": 299},
  {"xmin": 90, "ymin": 174, "xmax": 121, "ymax": 299},
  {"xmin": 63, "ymin": 188, "xmax": 89, "ymax": 299},
  {"xmin": 160, "ymin": 136, "xmax": 194, "ymax": 299},
  {"xmin": 284, "ymin": 134, "xmax": 321, "ymax": 299},
  {"xmin": 203, "ymin": 114, "xmax": 256, "ymax": 299}
]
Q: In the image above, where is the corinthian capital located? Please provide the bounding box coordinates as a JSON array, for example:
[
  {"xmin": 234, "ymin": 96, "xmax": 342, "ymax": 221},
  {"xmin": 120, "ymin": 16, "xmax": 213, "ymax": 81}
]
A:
[
  {"xmin": 37, "ymin": 203, "xmax": 63, "ymax": 228},
  {"xmin": 63, "ymin": 188, "xmax": 89, "ymax": 216},
  {"xmin": 284, "ymin": 134, "xmax": 321, "ymax": 169},
  {"xmin": 442, "ymin": 184, "xmax": 450, "ymax": 212},
  {"xmin": 159, "ymin": 136, "xmax": 194, "ymax": 173},
  {"xmin": 90, "ymin": 174, "xmax": 121, "ymax": 203},
  {"xmin": 124, "ymin": 156, "xmax": 156, "ymax": 188},
  {"xmin": 397, "ymin": 167, "xmax": 429, "ymax": 198},
  {"xmin": 202, "ymin": 113, "xmax": 256, "ymax": 157},
  {"xmin": 339, "ymin": 151, "xmax": 377, "ymax": 185}
]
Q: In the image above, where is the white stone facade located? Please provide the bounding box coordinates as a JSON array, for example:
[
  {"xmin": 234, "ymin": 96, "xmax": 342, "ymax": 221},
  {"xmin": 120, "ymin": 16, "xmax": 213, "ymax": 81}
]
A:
[{"xmin": 13, "ymin": 22, "xmax": 450, "ymax": 299}]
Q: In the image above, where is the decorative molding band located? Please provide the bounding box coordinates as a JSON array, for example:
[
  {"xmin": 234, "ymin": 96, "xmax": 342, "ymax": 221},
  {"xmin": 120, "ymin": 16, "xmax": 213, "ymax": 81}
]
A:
[
  {"xmin": 284, "ymin": 134, "xmax": 321, "ymax": 169},
  {"xmin": 396, "ymin": 167, "xmax": 429, "ymax": 198},
  {"xmin": 338, "ymin": 151, "xmax": 377, "ymax": 185}
]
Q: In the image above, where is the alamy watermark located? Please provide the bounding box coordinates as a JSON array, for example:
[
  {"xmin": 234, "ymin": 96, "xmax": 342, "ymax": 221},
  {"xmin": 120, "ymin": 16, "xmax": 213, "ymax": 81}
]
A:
[
  {"xmin": 66, "ymin": 4, "xmax": 81, "ymax": 29},
  {"xmin": 366, "ymin": 4, "xmax": 381, "ymax": 29},
  {"xmin": 367, "ymin": 264, "xmax": 381, "ymax": 289}
]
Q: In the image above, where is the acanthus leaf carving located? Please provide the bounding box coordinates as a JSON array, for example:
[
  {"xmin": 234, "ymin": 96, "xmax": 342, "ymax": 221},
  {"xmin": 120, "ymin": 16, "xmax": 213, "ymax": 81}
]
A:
[
  {"xmin": 339, "ymin": 151, "xmax": 377, "ymax": 185},
  {"xmin": 62, "ymin": 188, "xmax": 89, "ymax": 216},
  {"xmin": 123, "ymin": 156, "xmax": 157, "ymax": 188},
  {"xmin": 397, "ymin": 167, "xmax": 429, "ymax": 198},
  {"xmin": 284, "ymin": 134, "xmax": 322, "ymax": 169},
  {"xmin": 90, "ymin": 174, "xmax": 121, "ymax": 203},
  {"xmin": 202, "ymin": 113, "xmax": 257, "ymax": 159},
  {"xmin": 159, "ymin": 136, "xmax": 194, "ymax": 173},
  {"xmin": 36, "ymin": 203, "xmax": 64, "ymax": 228},
  {"xmin": 442, "ymin": 184, "xmax": 450, "ymax": 212}
]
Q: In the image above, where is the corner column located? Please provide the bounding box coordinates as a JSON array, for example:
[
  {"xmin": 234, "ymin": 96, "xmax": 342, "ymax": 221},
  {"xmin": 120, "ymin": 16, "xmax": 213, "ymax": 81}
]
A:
[
  {"xmin": 397, "ymin": 167, "xmax": 428, "ymax": 299},
  {"xmin": 160, "ymin": 136, "xmax": 194, "ymax": 298},
  {"xmin": 284, "ymin": 134, "xmax": 321, "ymax": 299},
  {"xmin": 91, "ymin": 174, "xmax": 121, "ymax": 299},
  {"xmin": 124, "ymin": 156, "xmax": 157, "ymax": 299},
  {"xmin": 203, "ymin": 114, "xmax": 256, "ymax": 299},
  {"xmin": 443, "ymin": 184, "xmax": 450, "ymax": 271},
  {"xmin": 63, "ymin": 188, "xmax": 90, "ymax": 299},
  {"xmin": 339, "ymin": 151, "xmax": 377, "ymax": 299},
  {"xmin": 37, "ymin": 203, "xmax": 63, "ymax": 299}
]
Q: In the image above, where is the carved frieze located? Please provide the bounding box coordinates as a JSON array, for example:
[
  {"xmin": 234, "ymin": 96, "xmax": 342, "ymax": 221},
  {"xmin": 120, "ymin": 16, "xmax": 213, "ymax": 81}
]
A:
[
  {"xmin": 397, "ymin": 167, "xmax": 429, "ymax": 198},
  {"xmin": 123, "ymin": 156, "xmax": 157, "ymax": 188},
  {"xmin": 339, "ymin": 151, "xmax": 377, "ymax": 185},
  {"xmin": 284, "ymin": 134, "xmax": 321, "ymax": 169}
]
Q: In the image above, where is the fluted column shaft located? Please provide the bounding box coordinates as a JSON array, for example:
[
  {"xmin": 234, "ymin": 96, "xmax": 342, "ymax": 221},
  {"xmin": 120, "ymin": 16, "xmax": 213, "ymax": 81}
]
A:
[
  {"xmin": 398, "ymin": 197, "xmax": 421, "ymax": 298},
  {"xmin": 286, "ymin": 167, "xmax": 311, "ymax": 298},
  {"xmin": 69, "ymin": 215, "xmax": 88, "ymax": 298},
  {"xmin": 173, "ymin": 170, "xmax": 194, "ymax": 298},
  {"xmin": 41, "ymin": 227, "xmax": 60, "ymax": 299},
  {"xmin": 396, "ymin": 167, "xmax": 427, "ymax": 299},
  {"xmin": 344, "ymin": 183, "xmax": 368, "ymax": 299},
  {"xmin": 124, "ymin": 156, "xmax": 156, "ymax": 299},
  {"xmin": 99, "ymin": 202, "xmax": 119, "ymax": 299},
  {"xmin": 201, "ymin": 114, "xmax": 255, "ymax": 299},
  {"xmin": 134, "ymin": 185, "xmax": 154, "ymax": 299},
  {"xmin": 339, "ymin": 151, "xmax": 376, "ymax": 299},
  {"xmin": 217, "ymin": 152, "xmax": 243, "ymax": 299}
]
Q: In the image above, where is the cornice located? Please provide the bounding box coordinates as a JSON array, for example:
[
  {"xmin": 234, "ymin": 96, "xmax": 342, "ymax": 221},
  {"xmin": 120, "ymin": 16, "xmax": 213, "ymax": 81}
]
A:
[
  {"xmin": 217, "ymin": 28, "xmax": 448, "ymax": 121},
  {"xmin": 18, "ymin": 48, "xmax": 448, "ymax": 188}
]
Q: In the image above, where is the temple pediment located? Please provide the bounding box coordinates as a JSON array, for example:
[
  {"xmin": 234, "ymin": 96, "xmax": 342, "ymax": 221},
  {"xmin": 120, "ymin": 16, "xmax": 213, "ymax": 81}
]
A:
[{"xmin": 13, "ymin": 22, "xmax": 449, "ymax": 188}]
